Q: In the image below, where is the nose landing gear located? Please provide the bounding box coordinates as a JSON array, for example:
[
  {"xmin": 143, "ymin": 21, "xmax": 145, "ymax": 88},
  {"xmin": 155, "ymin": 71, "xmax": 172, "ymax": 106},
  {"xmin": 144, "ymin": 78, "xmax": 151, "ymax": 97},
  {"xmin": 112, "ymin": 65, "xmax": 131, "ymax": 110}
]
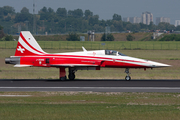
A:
[{"xmin": 125, "ymin": 68, "xmax": 131, "ymax": 81}]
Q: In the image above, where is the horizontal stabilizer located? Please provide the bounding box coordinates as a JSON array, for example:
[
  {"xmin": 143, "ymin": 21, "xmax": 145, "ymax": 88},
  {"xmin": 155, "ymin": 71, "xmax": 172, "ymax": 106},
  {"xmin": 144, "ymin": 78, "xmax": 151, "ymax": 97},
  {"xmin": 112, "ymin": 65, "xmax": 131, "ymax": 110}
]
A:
[{"xmin": 14, "ymin": 64, "xmax": 32, "ymax": 67}]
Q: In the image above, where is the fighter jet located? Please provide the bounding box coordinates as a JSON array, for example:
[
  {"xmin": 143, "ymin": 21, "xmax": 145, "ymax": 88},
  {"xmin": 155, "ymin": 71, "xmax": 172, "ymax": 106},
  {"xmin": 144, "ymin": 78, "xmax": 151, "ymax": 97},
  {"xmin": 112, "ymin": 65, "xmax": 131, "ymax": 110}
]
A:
[{"xmin": 5, "ymin": 31, "xmax": 170, "ymax": 80}]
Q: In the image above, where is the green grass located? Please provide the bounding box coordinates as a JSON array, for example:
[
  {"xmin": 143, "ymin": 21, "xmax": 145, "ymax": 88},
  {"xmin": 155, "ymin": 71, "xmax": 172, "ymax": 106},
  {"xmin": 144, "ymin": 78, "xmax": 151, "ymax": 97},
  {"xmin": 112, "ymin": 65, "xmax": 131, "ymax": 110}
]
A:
[
  {"xmin": 1, "ymin": 104, "xmax": 179, "ymax": 120},
  {"xmin": 0, "ymin": 92, "xmax": 180, "ymax": 120},
  {"xmin": 0, "ymin": 41, "xmax": 180, "ymax": 50}
]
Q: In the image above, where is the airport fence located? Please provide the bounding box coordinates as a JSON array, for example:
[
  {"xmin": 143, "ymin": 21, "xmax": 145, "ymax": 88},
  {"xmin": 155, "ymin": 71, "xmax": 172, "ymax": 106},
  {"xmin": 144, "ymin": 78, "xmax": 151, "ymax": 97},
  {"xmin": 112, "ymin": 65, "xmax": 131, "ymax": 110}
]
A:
[{"xmin": 0, "ymin": 41, "xmax": 180, "ymax": 50}]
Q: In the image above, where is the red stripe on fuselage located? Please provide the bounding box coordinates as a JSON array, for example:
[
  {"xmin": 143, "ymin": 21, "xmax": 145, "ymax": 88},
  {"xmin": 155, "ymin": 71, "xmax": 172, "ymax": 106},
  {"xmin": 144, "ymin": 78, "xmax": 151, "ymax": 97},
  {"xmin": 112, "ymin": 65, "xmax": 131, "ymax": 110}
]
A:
[
  {"xmin": 37, "ymin": 54, "xmax": 148, "ymax": 64},
  {"xmin": 20, "ymin": 55, "xmax": 150, "ymax": 68},
  {"xmin": 19, "ymin": 53, "xmax": 149, "ymax": 68}
]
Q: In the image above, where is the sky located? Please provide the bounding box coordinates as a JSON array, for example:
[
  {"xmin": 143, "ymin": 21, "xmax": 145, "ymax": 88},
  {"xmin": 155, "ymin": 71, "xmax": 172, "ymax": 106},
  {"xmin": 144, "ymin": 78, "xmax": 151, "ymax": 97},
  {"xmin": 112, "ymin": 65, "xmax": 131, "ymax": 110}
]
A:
[{"xmin": 0, "ymin": 0, "xmax": 180, "ymax": 24}]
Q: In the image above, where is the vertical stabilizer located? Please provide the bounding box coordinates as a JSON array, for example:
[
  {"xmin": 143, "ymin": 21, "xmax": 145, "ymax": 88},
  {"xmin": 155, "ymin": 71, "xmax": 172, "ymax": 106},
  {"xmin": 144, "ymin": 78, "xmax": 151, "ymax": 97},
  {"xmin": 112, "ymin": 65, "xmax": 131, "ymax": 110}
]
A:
[{"xmin": 14, "ymin": 31, "xmax": 46, "ymax": 56}]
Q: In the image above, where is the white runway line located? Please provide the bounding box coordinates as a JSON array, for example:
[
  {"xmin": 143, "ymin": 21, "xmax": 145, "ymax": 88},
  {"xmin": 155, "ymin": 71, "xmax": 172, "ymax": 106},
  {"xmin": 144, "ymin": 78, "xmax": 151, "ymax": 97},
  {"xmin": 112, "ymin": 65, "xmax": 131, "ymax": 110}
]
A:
[
  {"xmin": 0, "ymin": 95, "xmax": 31, "ymax": 97},
  {"xmin": 0, "ymin": 87, "xmax": 180, "ymax": 89}
]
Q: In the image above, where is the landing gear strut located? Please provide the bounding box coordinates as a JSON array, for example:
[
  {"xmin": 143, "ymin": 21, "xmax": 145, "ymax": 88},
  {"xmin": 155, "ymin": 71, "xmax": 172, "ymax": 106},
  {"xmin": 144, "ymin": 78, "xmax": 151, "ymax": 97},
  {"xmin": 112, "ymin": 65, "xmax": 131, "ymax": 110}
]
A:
[
  {"xmin": 59, "ymin": 67, "xmax": 67, "ymax": 81},
  {"xmin": 125, "ymin": 68, "xmax": 131, "ymax": 81},
  {"xmin": 68, "ymin": 67, "xmax": 76, "ymax": 80}
]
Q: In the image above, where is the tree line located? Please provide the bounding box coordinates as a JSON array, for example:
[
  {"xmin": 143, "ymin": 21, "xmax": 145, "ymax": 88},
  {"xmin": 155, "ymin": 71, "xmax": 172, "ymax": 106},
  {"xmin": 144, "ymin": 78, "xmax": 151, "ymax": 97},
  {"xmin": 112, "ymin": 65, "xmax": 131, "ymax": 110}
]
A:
[
  {"xmin": 0, "ymin": 25, "xmax": 13, "ymax": 41},
  {"xmin": 0, "ymin": 6, "xmax": 180, "ymax": 35}
]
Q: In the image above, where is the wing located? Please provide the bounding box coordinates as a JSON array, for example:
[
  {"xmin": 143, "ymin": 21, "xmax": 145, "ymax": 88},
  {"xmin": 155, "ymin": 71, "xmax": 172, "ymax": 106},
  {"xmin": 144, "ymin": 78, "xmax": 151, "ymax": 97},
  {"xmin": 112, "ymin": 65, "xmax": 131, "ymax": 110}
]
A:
[
  {"xmin": 50, "ymin": 60, "xmax": 105, "ymax": 67},
  {"xmin": 50, "ymin": 64, "xmax": 99, "ymax": 67}
]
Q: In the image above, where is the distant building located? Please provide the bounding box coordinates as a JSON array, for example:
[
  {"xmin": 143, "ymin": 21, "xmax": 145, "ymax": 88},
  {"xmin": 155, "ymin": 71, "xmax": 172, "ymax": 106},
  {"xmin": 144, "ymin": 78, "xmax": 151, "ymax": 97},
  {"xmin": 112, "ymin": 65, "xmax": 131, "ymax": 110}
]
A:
[
  {"xmin": 129, "ymin": 17, "xmax": 135, "ymax": 23},
  {"xmin": 175, "ymin": 20, "xmax": 180, "ymax": 27},
  {"xmin": 141, "ymin": 12, "xmax": 153, "ymax": 25},
  {"xmin": 130, "ymin": 17, "xmax": 141, "ymax": 24},
  {"xmin": 123, "ymin": 17, "xmax": 130, "ymax": 22},
  {"xmin": 123, "ymin": 17, "xmax": 141, "ymax": 24},
  {"xmin": 136, "ymin": 17, "xmax": 142, "ymax": 24},
  {"xmin": 156, "ymin": 17, "xmax": 170, "ymax": 25}
]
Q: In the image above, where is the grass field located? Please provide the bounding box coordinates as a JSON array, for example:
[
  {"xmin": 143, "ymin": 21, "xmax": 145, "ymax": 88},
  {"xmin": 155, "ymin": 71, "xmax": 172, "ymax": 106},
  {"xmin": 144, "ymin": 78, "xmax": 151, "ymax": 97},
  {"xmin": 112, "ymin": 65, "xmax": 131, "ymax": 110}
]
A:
[
  {"xmin": 1, "ymin": 49, "xmax": 180, "ymax": 79},
  {"xmin": 0, "ymin": 40, "xmax": 180, "ymax": 119},
  {"xmin": 0, "ymin": 92, "xmax": 180, "ymax": 120},
  {"xmin": 0, "ymin": 41, "xmax": 180, "ymax": 50}
]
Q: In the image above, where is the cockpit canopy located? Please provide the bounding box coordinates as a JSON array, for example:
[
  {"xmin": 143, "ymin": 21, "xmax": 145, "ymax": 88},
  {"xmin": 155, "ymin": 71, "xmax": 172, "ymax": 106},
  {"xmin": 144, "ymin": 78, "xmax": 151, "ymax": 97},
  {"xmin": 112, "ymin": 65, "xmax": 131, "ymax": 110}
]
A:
[{"xmin": 105, "ymin": 50, "xmax": 126, "ymax": 56}]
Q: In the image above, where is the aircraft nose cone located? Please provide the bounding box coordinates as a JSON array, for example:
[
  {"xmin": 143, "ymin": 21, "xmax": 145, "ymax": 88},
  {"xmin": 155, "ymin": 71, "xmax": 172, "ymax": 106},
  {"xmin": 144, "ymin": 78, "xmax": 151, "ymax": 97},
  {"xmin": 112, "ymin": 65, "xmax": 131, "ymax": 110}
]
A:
[{"xmin": 148, "ymin": 61, "xmax": 171, "ymax": 68}]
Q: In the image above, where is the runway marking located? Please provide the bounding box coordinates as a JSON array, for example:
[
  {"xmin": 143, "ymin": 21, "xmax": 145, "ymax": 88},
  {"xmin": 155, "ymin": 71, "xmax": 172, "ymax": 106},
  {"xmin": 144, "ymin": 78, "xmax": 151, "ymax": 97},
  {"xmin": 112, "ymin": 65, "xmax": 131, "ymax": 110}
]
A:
[
  {"xmin": 0, "ymin": 87, "xmax": 180, "ymax": 89},
  {"xmin": 0, "ymin": 95, "xmax": 31, "ymax": 97}
]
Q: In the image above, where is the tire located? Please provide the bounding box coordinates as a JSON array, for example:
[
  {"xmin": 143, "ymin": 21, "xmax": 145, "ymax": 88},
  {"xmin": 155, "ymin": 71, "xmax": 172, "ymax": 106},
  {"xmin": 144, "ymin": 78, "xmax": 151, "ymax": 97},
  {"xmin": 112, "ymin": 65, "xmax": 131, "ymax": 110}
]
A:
[
  {"xmin": 68, "ymin": 73, "xmax": 75, "ymax": 80},
  {"xmin": 125, "ymin": 76, "xmax": 131, "ymax": 81},
  {"xmin": 60, "ymin": 76, "xmax": 67, "ymax": 81}
]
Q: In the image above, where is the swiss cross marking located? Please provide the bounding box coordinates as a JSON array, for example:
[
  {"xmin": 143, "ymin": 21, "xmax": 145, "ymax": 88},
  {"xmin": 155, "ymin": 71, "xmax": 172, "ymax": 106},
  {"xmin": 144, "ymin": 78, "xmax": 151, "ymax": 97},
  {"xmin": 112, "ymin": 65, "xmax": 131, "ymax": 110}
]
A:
[{"xmin": 17, "ymin": 46, "xmax": 25, "ymax": 53}]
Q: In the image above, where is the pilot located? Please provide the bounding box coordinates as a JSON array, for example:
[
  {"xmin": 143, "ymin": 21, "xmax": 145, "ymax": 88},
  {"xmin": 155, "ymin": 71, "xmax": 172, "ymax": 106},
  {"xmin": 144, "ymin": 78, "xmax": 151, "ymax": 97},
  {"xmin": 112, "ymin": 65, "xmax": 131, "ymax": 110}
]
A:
[{"xmin": 110, "ymin": 50, "xmax": 112, "ymax": 55}]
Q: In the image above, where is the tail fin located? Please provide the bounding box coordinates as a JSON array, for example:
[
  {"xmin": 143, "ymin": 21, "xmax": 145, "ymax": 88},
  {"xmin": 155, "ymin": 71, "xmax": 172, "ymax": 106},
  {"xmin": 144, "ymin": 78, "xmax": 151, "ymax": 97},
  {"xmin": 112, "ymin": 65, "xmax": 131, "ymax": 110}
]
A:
[{"xmin": 14, "ymin": 31, "xmax": 46, "ymax": 56}]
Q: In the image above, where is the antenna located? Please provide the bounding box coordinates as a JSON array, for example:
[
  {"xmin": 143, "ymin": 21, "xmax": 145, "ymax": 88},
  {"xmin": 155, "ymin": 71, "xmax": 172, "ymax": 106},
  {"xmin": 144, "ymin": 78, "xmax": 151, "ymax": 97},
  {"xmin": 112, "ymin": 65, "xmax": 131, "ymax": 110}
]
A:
[
  {"xmin": 33, "ymin": 0, "xmax": 36, "ymax": 34},
  {"xmin": 82, "ymin": 47, "xmax": 87, "ymax": 52}
]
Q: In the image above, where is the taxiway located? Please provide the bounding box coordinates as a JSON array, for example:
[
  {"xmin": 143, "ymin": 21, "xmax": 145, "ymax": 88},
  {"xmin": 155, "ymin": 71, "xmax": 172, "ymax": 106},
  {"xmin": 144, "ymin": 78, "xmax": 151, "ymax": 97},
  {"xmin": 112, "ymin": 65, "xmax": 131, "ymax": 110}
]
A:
[{"xmin": 0, "ymin": 79, "xmax": 180, "ymax": 92}]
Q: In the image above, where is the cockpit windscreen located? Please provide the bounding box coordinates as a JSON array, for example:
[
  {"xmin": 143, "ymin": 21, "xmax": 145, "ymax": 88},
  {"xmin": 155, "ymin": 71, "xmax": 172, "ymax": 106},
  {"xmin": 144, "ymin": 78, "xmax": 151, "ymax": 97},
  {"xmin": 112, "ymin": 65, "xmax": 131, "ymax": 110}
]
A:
[{"xmin": 105, "ymin": 50, "xmax": 126, "ymax": 56}]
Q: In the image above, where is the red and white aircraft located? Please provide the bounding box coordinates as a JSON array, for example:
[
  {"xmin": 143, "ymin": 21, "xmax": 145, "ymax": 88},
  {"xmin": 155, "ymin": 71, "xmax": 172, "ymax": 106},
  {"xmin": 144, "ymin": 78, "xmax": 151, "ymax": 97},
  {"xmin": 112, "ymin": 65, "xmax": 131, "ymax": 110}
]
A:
[{"xmin": 5, "ymin": 31, "xmax": 170, "ymax": 80}]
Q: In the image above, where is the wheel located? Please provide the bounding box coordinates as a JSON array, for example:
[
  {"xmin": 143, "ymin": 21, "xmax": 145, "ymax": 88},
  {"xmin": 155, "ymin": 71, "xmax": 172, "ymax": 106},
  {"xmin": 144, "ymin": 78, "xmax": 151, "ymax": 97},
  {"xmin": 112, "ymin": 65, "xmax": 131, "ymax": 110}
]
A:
[
  {"xmin": 60, "ymin": 76, "xmax": 67, "ymax": 81},
  {"xmin": 125, "ymin": 76, "xmax": 131, "ymax": 81},
  {"xmin": 68, "ymin": 73, "xmax": 75, "ymax": 80}
]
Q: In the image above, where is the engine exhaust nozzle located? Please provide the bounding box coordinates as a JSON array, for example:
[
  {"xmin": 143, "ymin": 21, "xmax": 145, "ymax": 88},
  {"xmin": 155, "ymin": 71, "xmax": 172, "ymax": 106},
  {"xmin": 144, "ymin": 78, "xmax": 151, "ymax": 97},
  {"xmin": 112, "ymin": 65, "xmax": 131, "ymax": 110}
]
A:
[{"xmin": 5, "ymin": 57, "xmax": 20, "ymax": 65}]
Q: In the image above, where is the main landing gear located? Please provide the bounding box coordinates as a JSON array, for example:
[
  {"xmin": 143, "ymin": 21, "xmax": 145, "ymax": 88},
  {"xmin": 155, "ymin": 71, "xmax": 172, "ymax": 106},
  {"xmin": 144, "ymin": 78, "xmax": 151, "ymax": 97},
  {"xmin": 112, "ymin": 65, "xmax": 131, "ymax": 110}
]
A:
[
  {"xmin": 125, "ymin": 68, "xmax": 131, "ymax": 81},
  {"xmin": 68, "ymin": 67, "xmax": 76, "ymax": 80},
  {"xmin": 59, "ymin": 67, "xmax": 131, "ymax": 81},
  {"xmin": 59, "ymin": 67, "xmax": 67, "ymax": 81},
  {"xmin": 60, "ymin": 76, "xmax": 67, "ymax": 81},
  {"xmin": 59, "ymin": 67, "xmax": 76, "ymax": 81}
]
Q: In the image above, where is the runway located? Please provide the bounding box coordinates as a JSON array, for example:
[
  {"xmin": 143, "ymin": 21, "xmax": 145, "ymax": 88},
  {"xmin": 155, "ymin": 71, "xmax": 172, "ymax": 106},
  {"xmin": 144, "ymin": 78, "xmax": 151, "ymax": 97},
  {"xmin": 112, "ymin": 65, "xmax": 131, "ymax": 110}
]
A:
[{"xmin": 0, "ymin": 79, "xmax": 180, "ymax": 92}]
